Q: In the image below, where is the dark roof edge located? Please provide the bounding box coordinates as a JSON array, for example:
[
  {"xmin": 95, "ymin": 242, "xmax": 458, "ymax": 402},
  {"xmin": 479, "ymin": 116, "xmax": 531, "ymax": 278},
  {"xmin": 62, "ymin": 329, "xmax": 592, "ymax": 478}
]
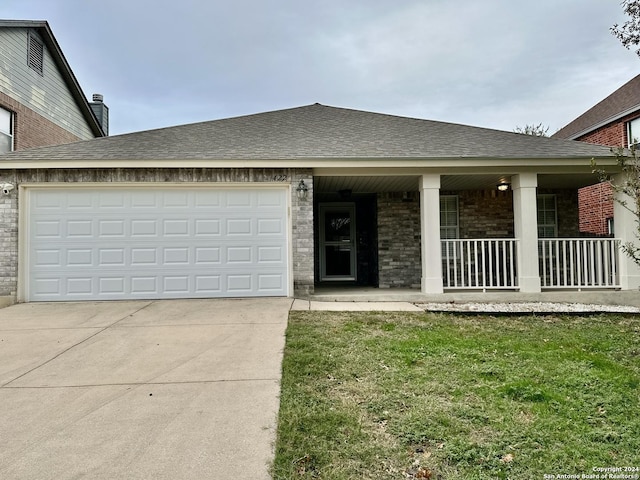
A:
[
  {"xmin": 0, "ymin": 20, "xmax": 105, "ymax": 137},
  {"xmin": 560, "ymin": 103, "xmax": 640, "ymax": 140}
]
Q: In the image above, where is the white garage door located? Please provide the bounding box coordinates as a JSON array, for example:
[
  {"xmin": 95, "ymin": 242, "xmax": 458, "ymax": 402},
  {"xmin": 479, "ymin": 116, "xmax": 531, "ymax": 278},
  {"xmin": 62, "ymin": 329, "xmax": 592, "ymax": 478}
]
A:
[{"xmin": 26, "ymin": 186, "xmax": 289, "ymax": 301}]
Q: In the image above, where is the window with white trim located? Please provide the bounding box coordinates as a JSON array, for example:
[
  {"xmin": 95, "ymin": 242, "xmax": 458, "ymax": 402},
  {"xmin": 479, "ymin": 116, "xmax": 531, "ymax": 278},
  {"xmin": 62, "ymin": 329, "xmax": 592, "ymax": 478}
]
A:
[
  {"xmin": 628, "ymin": 117, "xmax": 640, "ymax": 148},
  {"xmin": 440, "ymin": 195, "xmax": 459, "ymax": 239},
  {"xmin": 537, "ymin": 194, "xmax": 557, "ymax": 238},
  {"xmin": 0, "ymin": 107, "xmax": 13, "ymax": 154}
]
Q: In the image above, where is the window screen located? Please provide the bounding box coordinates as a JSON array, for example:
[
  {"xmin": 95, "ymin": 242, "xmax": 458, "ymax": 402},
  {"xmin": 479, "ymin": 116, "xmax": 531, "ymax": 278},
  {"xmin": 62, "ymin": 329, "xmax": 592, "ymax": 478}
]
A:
[
  {"xmin": 537, "ymin": 194, "xmax": 557, "ymax": 238},
  {"xmin": 440, "ymin": 195, "xmax": 459, "ymax": 239}
]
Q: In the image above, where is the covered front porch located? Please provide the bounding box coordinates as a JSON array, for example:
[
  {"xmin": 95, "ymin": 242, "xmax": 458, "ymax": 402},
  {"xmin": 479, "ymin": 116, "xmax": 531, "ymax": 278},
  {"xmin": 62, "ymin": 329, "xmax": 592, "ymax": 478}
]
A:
[{"xmin": 312, "ymin": 169, "xmax": 640, "ymax": 295}]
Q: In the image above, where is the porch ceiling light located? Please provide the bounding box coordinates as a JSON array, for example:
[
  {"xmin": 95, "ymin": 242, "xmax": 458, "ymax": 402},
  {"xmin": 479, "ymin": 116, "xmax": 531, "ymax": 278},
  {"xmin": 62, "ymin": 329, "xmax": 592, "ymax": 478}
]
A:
[
  {"xmin": 296, "ymin": 179, "xmax": 309, "ymax": 200},
  {"xmin": 497, "ymin": 181, "xmax": 510, "ymax": 192}
]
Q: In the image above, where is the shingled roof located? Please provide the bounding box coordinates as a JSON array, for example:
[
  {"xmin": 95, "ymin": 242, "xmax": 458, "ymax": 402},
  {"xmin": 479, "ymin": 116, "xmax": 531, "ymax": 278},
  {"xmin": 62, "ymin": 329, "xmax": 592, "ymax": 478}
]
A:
[
  {"xmin": 0, "ymin": 103, "xmax": 613, "ymax": 163},
  {"xmin": 553, "ymin": 74, "xmax": 640, "ymax": 140}
]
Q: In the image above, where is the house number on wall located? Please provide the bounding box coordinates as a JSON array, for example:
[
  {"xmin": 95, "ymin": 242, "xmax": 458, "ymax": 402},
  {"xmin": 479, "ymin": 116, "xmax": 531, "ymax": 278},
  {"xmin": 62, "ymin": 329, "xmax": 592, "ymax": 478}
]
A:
[{"xmin": 272, "ymin": 175, "xmax": 288, "ymax": 182}]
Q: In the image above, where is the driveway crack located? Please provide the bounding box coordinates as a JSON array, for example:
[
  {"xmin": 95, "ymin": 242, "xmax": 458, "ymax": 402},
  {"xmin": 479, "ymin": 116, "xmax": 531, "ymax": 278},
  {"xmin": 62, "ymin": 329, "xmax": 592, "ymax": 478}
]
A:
[{"xmin": 0, "ymin": 301, "xmax": 155, "ymax": 388}]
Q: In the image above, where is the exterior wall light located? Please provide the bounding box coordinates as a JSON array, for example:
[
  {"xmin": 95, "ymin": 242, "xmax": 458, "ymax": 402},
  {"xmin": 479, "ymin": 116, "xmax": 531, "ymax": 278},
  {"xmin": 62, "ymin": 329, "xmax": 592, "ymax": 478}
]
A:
[
  {"xmin": 296, "ymin": 179, "xmax": 309, "ymax": 200},
  {"xmin": 497, "ymin": 182, "xmax": 510, "ymax": 192},
  {"xmin": 1, "ymin": 182, "xmax": 15, "ymax": 195}
]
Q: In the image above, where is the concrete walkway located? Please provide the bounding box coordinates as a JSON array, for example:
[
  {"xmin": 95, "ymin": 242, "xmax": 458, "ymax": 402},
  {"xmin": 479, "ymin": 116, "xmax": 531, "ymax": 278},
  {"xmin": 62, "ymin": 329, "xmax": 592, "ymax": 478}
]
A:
[
  {"xmin": 0, "ymin": 298, "xmax": 292, "ymax": 480},
  {"xmin": 293, "ymin": 289, "xmax": 640, "ymax": 313}
]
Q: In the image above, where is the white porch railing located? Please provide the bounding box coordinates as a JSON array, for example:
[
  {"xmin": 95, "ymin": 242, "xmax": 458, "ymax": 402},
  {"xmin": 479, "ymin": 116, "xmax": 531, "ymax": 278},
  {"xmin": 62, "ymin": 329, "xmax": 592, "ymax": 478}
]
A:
[
  {"xmin": 442, "ymin": 239, "xmax": 518, "ymax": 290},
  {"xmin": 538, "ymin": 238, "xmax": 620, "ymax": 289}
]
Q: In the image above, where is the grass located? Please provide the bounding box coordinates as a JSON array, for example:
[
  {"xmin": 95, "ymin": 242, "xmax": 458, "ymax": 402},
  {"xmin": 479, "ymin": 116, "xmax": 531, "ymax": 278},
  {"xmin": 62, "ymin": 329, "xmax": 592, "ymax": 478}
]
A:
[{"xmin": 271, "ymin": 311, "xmax": 640, "ymax": 479}]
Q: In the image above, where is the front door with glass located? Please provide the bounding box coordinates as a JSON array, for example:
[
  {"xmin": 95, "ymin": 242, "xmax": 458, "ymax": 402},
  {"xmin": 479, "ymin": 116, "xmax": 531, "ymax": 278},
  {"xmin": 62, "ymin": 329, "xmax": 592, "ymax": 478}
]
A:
[{"xmin": 319, "ymin": 204, "xmax": 357, "ymax": 281}]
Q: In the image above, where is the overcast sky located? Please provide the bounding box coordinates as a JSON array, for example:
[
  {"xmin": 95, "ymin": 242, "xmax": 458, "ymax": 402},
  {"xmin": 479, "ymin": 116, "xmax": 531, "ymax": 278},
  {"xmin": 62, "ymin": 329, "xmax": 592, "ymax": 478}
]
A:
[{"xmin": 1, "ymin": 0, "xmax": 638, "ymax": 136}]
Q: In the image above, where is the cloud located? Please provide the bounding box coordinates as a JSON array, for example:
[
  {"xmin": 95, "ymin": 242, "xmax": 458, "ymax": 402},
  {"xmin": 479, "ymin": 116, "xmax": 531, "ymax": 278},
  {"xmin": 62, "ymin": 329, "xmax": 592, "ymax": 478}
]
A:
[{"xmin": 0, "ymin": 0, "xmax": 636, "ymax": 134}]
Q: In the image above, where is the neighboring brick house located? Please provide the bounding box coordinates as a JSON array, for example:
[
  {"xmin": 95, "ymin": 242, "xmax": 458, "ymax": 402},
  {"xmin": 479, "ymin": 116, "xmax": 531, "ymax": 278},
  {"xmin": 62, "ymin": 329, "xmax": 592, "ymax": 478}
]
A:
[
  {"xmin": 0, "ymin": 103, "xmax": 637, "ymax": 305},
  {"xmin": 0, "ymin": 20, "xmax": 106, "ymax": 153},
  {"xmin": 553, "ymin": 74, "xmax": 640, "ymax": 236}
]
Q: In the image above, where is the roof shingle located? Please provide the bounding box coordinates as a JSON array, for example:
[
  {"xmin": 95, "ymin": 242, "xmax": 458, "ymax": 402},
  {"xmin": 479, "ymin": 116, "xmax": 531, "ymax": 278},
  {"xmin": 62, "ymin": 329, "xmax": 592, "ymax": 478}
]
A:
[
  {"xmin": 0, "ymin": 103, "xmax": 613, "ymax": 162},
  {"xmin": 553, "ymin": 74, "xmax": 640, "ymax": 140}
]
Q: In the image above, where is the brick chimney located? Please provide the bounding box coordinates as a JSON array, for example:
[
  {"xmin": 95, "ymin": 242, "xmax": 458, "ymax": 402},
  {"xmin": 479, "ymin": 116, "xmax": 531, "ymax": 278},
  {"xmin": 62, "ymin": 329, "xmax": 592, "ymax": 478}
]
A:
[{"xmin": 89, "ymin": 93, "xmax": 109, "ymax": 136}]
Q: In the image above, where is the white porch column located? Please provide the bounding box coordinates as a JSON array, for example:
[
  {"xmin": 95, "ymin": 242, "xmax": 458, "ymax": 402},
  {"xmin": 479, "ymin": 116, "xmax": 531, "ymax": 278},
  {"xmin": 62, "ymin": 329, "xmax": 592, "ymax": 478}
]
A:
[
  {"xmin": 512, "ymin": 173, "xmax": 541, "ymax": 292},
  {"xmin": 613, "ymin": 173, "xmax": 640, "ymax": 290},
  {"xmin": 420, "ymin": 174, "xmax": 443, "ymax": 293}
]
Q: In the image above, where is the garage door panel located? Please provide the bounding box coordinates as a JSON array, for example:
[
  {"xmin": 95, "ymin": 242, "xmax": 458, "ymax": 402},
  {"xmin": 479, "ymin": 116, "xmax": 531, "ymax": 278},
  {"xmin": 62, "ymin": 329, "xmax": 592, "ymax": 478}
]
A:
[
  {"xmin": 131, "ymin": 220, "xmax": 157, "ymax": 236},
  {"xmin": 195, "ymin": 247, "xmax": 220, "ymax": 264},
  {"xmin": 68, "ymin": 220, "xmax": 93, "ymax": 237},
  {"xmin": 163, "ymin": 191, "xmax": 189, "ymax": 208},
  {"xmin": 98, "ymin": 191, "xmax": 126, "ymax": 208},
  {"xmin": 34, "ymin": 220, "xmax": 61, "ymax": 238},
  {"xmin": 27, "ymin": 187, "xmax": 289, "ymax": 301},
  {"xmin": 67, "ymin": 249, "xmax": 92, "ymax": 266},
  {"xmin": 100, "ymin": 277, "xmax": 125, "ymax": 294},
  {"xmin": 195, "ymin": 219, "xmax": 220, "ymax": 236}
]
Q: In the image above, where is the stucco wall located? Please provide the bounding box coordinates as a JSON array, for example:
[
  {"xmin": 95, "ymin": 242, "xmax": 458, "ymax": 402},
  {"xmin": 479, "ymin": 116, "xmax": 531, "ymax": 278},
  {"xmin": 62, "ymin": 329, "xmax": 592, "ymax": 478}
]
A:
[{"xmin": 0, "ymin": 168, "xmax": 314, "ymax": 301}]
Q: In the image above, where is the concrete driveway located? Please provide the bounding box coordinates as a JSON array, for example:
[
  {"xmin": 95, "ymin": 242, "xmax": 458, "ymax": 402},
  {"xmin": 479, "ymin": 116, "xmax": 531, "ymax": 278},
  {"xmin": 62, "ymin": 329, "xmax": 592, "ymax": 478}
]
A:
[{"xmin": 0, "ymin": 298, "xmax": 292, "ymax": 480}]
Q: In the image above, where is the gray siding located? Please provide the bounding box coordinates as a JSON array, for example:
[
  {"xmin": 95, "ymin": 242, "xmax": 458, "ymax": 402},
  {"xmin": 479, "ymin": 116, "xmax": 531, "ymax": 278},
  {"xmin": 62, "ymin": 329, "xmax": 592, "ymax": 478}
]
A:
[{"xmin": 0, "ymin": 28, "xmax": 94, "ymax": 139}]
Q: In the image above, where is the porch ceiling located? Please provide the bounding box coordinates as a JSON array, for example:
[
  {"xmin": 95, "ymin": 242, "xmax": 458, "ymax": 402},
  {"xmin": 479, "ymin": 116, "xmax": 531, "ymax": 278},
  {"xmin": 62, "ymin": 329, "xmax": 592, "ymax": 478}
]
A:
[{"xmin": 314, "ymin": 173, "xmax": 600, "ymax": 193}]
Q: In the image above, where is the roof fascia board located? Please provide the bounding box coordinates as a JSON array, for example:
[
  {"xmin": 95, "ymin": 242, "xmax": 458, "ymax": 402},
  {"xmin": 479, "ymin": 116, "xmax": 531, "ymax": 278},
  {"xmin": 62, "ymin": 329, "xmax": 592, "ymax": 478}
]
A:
[{"xmin": 0, "ymin": 156, "xmax": 617, "ymax": 170}]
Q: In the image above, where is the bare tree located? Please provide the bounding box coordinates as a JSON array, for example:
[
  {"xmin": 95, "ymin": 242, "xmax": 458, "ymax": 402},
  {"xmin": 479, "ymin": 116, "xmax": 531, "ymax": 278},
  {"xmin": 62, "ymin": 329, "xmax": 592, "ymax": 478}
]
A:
[
  {"xmin": 592, "ymin": 146, "xmax": 640, "ymax": 266},
  {"xmin": 611, "ymin": 0, "xmax": 640, "ymax": 57},
  {"xmin": 514, "ymin": 123, "xmax": 549, "ymax": 137}
]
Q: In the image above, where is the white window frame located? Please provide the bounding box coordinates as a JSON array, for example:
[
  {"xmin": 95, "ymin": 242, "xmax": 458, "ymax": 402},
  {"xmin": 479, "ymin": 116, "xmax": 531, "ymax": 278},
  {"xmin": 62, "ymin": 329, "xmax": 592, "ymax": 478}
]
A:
[
  {"xmin": 440, "ymin": 195, "xmax": 459, "ymax": 239},
  {"xmin": 537, "ymin": 194, "xmax": 557, "ymax": 238},
  {"xmin": 0, "ymin": 106, "xmax": 13, "ymax": 154},
  {"xmin": 628, "ymin": 117, "xmax": 640, "ymax": 148}
]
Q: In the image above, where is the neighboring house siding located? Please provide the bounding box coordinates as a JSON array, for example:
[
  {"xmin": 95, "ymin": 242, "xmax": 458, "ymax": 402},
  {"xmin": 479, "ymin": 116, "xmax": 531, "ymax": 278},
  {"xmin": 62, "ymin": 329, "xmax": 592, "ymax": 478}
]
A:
[
  {"xmin": 578, "ymin": 122, "xmax": 626, "ymax": 146},
  {"xmin": 0, "ymin": 92, "xmax": 83, "ymax": 149},
  {"xmin": 0, "ymin": 28, "xmax": 94, "ymax": 140},
  {"xmin": 0, "ymin": 168, "xmax": 314, "ymax": 300},
  {"xmin": 578, "ymin": 183, "xmax": 613, "ymax": 236},
  {"xmin": 575, "ymin": 111, "xmax": 640, "ymax": 147},
  {"xmin": 573, "ymin": 115, "xmax": 635, "ymax": 236}
]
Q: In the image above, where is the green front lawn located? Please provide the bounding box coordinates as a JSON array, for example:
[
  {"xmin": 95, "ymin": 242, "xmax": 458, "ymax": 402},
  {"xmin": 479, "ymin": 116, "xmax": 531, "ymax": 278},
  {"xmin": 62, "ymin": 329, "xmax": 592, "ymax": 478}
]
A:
[{"xmin": 272, "ymin": 311, "xmax": 640, "ymax": 479}]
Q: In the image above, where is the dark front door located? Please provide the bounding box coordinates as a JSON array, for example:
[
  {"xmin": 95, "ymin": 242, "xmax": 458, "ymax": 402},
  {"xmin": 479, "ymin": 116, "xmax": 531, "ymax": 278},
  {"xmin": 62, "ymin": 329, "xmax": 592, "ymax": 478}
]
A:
[{"xmin": 319, "ymin": 203, "xmax": 356, "ymax": 281}]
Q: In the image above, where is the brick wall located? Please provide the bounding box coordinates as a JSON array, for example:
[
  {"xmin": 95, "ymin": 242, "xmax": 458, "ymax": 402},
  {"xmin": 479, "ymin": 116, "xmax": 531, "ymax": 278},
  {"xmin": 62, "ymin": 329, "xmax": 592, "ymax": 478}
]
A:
[
  {"xmin": 0, "ymin": 190, "xmax": 17, "ymax": 298},
  {"xmin": 578, "ymin": 122, "xmax": 626, "ymax": 146},
  {"xmin": 377, "ymin": 192, "xmax": 421, "ymax": 288},
  {"xmin": 577, "ymin": 183, "xmax": 613, "ymax": 236},
  {"xmin": 456, "ymin": 190, "xmax": 514, "ymax": 238},
  {"xmin": 0, "ymin": 93, "xmax": 85, "ymax": 150},
  {"xmin": 545, "ymin": 189, "xmax": 580, "ymax": 237},
  {"xmin": 291, "ymin": 169, "xmax": 314, "ymax": 295},
  {"xmin": 0, "ymin": 168, "xmax": 314, "ymax": 301},
  {"xmin": 375, "ymin": 188, "xmax": 580, "ymax": 289},
  {"xmin": 575, "ymin": 115, "xmax": 634, "ymax": 236}
]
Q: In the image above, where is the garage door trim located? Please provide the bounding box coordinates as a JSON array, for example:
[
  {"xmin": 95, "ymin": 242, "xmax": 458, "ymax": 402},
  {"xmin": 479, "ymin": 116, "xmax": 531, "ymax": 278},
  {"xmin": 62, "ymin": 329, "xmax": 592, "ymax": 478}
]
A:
[{"xmin": 18, "ymin": 182, "xmax": 293, "ymax": 302}]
